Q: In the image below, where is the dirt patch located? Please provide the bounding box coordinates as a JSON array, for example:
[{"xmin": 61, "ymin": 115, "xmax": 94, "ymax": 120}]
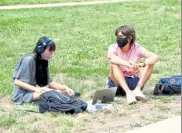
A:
[
  {"xmin": 0, "ymin": 89, "xmax": 181, "ymax": 133},
  {"xmin": 0, "ymin": 95, "xmax": 18, "ymax": 109},
  {"xmin": 78, "ymin": 96, "xmax": 181, "ymax": 133}
]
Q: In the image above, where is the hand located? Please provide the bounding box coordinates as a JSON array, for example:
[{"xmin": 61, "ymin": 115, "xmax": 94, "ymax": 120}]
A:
[
  {"xmin": 129, "ymin": 62, "xmax": 141, "ymax": 76},
  {"xmin": 61, "ymin": 85, "xmax": 75, "ymax": 96},
  {"xmin": 35, "ymin": 87, "xmax": 52, "ymax": 93},
  {"xmin": 35, "ymin": 87, "xmax": 42, "ymax": 93},
  {"xmin": 133, "ymin": 67, "xmax": 140, "ymax": 76},
  {"xmin": 129, "ymin": 62, "xmax": 146, "ymax": 69},
  {"xmin": 139, "ymin": 62, "xmax": 146, "ymax": 67},
  {"xmin": 41, "ymin": 87, "xmax": 53, "ymax": 92},
  {"xmin": 129, "ymin": 62, "xmax": 141, "ymax": 69}
]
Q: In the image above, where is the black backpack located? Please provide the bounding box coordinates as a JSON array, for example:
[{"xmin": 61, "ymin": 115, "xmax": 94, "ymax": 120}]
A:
[
  {"xmin": 37, "ymin": 90, "xmax": 87, "ymax": 114},
  {"xmin": 153, "ymin": 75, "xmax": 181, "ymax": 95}
]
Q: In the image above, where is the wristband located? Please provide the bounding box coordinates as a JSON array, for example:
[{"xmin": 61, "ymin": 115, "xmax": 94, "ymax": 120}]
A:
[{"xmin": 143, "ymin": 62, "xmax": 146, "ymax": 67}]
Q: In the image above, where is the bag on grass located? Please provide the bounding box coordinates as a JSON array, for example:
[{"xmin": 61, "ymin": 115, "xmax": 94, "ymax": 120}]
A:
[
  {"xmin": 153, "ymin": 75, "xmax": 181, "ymax": 95},
  {"xmin": 38, "ymin": 90, "xmax": 87, "ymax": 114}
]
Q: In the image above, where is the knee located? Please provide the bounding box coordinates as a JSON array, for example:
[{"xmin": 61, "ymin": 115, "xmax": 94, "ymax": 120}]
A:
[
  {"xmin": 111, "ymin": 64, "xmax": 120, "ymax": 70},
  {"xmin": 33, "ymin": 92, "xmax": 41, "ymax": 100},
  {"xmin": 110, "ymin": 64, "xmax": 124, "ymax": 73},
  {"xmin": 145, "ymin": 64, "xmax": 154, "ymax": 71},
  {"xmin": 148, "ymin": 64, "xmax": 154, "ymax": 69}
]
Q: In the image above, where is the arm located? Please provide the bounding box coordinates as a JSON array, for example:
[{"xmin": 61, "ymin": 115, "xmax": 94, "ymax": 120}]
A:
[
  {"xmin": 14, "ymin": 79, "xmax": 41, "ymax": 92},
  {"xmin": 48, "ymin": 81, "xmax": 75, "ymax": 96},
  {"xmin": 107, "ymin": 51, "xmax": 131, "ymax": 68},
  {"xmin": 142, "ymin": 50, "xmax": 160, "ymax": 65},
  {"xmin": 131, "ymin": 50, "xmax": 160, "ymax": 69},
  {"xmin": 14, "ymin": 79, "xmax": 51, "ymax": 100}
]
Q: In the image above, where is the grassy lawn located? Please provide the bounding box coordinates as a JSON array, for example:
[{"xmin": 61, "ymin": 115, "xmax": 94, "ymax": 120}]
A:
[
  {"xmin": 1, "ymin": 0, "xmax": 111, "ymax": 6},
  {"xmin": 0, "ymin": 0, "xmax": 181, "ymax": 132}
]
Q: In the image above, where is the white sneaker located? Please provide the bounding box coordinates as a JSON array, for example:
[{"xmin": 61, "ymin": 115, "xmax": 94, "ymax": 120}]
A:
[
  {"xmin": 133, "ymin": 89, "xmax": 147, "ymax": 102},
  {"xmin": 126, "ymin": 92, "xmax": 137, "ymax": 105}
]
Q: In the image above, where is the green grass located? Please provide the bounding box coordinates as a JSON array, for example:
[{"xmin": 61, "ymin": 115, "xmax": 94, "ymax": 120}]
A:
[
  {"xmin": 0, "ymin": 0, "xmax": 180, "ymax": 95},
  {"xmin": 0, "ymin": 0, "xmax": 108, "ymax": 5},
  {"xmin": 0, "ymin": 115, "xmax": 17, "ymax": 126},
  {"xmin": 0, "ymin": 109, "xmax": 28, "ymax": 126},
  {"xmin": 0, "ymin": 1, "xmax": 181, "ymax": 132}
]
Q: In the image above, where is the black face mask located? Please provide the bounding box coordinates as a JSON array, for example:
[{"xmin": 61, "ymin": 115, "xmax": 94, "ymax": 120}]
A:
[{"xmin": 116, "ymin": 36, "xmax": 128, "ymax": 48}]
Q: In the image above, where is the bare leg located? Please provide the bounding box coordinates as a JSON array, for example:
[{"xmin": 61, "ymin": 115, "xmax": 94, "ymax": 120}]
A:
[
  {"xmin": 110, "ymin": 64, "xmax": 137, "ymax": 104},
  {"xmin": 136, "ymin": 64, "xmax": 154, "ymax": 89},
  {"xmin": 110, "ymin": 64, "xmax": 131, "ymax": 94},
  {"xmin": 133, "ymin": 64, "xmax": 154, "ymax": 102}
]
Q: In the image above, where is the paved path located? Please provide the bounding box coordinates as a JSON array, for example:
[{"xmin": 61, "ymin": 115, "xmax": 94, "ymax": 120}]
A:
[
  {"xmin": 124, "ymin": 116, "xmax": 181, "ymax": 133},
  {"xmin": 0, "ymin": 0, "xmax": 131, "ymax": 10}
]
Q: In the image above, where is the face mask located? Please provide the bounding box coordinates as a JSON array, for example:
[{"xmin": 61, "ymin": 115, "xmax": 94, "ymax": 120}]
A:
[
  {"xmin": 116, "ymin": 36, "xmax": 128, "ymax": 48},
  {"xmin": 41, "ymin": 50, "xmax": 54, "ymax": 61}
]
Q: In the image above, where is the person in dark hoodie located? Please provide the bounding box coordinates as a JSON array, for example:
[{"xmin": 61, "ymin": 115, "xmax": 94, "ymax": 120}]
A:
[{"xmin": 13, "ymin": 36, "xmax": 75, "ymax": 104}]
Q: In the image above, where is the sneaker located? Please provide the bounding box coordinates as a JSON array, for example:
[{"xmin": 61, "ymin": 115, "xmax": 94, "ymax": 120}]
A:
[
  {"xmin": 126, "ymin": 92, "xmax": 137, "ymax": 105},
  {"xmin": 133, "ymin": 89, "xmax": 147, "ymax": 102}
]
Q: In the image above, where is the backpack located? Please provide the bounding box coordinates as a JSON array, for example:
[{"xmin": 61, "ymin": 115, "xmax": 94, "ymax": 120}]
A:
[
  {"xmin": 153, "ymin": 75, "xmax": 181, "ymax": 95},
  {"xmin": 37, "ymin": 90, "xmax": 88, "ymax": 114}
]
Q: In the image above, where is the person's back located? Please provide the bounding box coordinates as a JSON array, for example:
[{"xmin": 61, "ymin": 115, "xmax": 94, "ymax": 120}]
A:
[{"xmin": 13, "ymin": 54, "xmax": 37, "ymax": 104}]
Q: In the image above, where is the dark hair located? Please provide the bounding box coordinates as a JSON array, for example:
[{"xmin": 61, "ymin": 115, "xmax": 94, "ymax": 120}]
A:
[
  {"xmin": 115, "ymin": 25, "xmax": 136, "ymax": 44},
  {"xmin": 33, "ymin": 36, "xmax": 56, "ymax": 87}
]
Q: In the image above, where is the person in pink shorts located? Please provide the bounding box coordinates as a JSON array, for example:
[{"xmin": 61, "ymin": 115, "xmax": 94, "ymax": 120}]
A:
[{"xmin": 107, "ymin": 25, "xmax": 160, "ymax": 105}]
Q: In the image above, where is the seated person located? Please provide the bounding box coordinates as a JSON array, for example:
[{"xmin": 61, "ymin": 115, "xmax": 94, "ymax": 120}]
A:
[
  {"xmin": 107, "ymin": 25, "xmax": 160, "ymax": 105},
  {"xmin": 13, "ymin": 36, "xmax": 75, "ymax": 105}
]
